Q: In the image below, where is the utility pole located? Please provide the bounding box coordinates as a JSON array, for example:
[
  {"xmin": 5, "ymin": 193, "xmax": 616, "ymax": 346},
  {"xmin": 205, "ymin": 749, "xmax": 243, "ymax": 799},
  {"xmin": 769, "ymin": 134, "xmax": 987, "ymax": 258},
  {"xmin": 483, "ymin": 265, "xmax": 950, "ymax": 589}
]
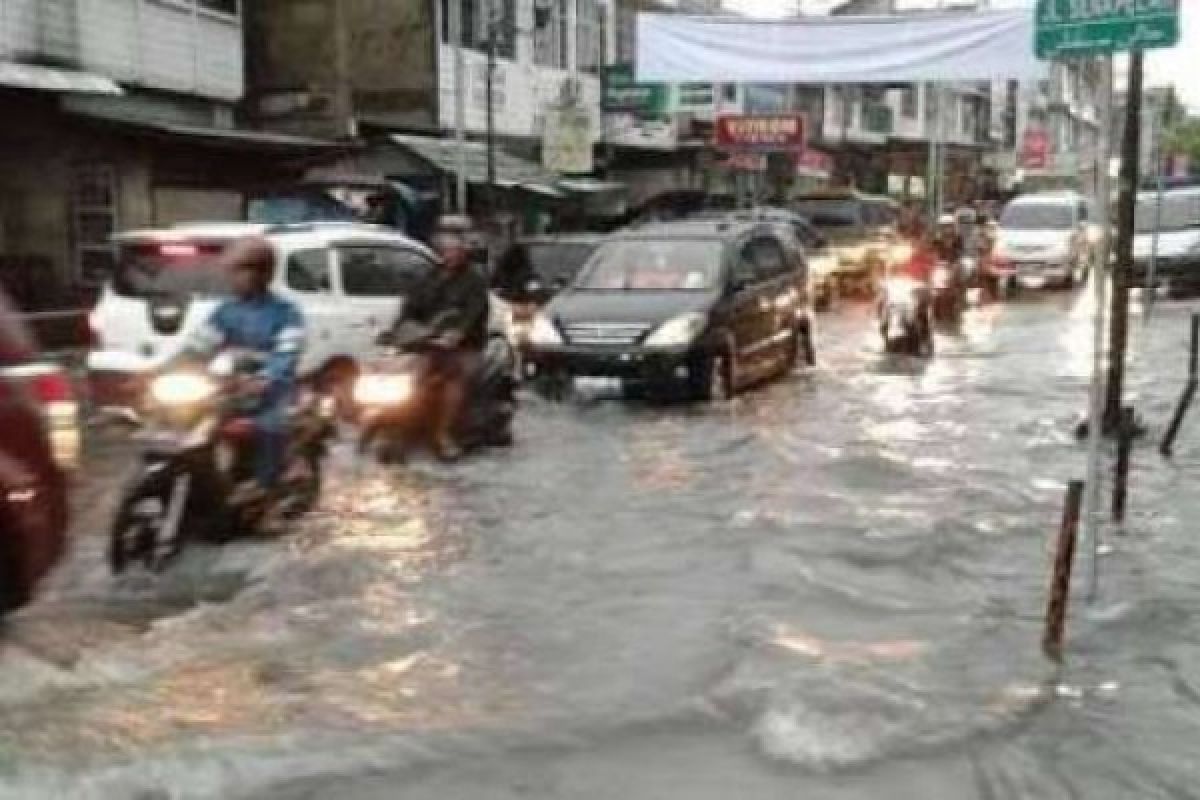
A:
[
  {"xmin": 1082, "ymin": 55, "xmax": 1114, "ymax": 602},
  {"xmin": 450, "ymin": 0, "xmax": 468, "ymax": 213},
  {"xmin": 1104, "ymin": 50, "xmax": 1144, "ymax": 429},
  {"xmin": 485, "ymin": 6, "xmax": 498, "ymax": 217}
]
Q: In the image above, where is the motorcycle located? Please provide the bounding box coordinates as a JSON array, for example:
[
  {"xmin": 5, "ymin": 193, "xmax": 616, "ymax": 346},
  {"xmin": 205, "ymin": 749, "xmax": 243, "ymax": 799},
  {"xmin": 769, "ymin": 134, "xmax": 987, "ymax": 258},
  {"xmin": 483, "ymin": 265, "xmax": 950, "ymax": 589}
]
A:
[
  {"xmin": 354, "ymin": 318, "xmax": 517, "ymax": 463},
  {"xmin": 879, "ymin": 276, "xmax": 934, "ymax": 357},
  {"xmin": 930, "ymin": 260, "xmax": 966, "ymax": 323},
  {"xmin": 108, "ymin": 351, "xmax": 335, "ymax": 573}
]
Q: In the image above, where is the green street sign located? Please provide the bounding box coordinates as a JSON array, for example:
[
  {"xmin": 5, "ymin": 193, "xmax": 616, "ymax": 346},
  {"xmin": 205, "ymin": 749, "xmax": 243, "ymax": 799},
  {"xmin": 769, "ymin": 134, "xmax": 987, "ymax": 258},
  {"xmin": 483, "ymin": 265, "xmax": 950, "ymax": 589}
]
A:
[
  {"xmin": 601, "ymin": 64, "xmax": 668, "ymax": 116},
  {"xmin": 1035, "ymin": 0, "xmax": 1180, "ymax": 59}
]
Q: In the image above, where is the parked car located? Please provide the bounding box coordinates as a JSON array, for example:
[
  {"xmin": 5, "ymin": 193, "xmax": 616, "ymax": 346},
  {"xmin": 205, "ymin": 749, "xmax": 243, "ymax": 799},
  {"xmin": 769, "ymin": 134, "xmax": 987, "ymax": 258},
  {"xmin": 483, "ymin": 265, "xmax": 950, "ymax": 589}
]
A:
[
  {"xmin": 87, "ymin": 222, "xmax": 518, "ymax": 415},
  {"xmin": 0, "ymin": 289, "xmax": 72, "ymax": 615},
  {"xmin": 1130, "ymin": 185, "xmax": 1200, "ymax": 296},
  {"xmin": 527, "ymin": 218, "xmax": 815, "ymax": 401},
  {"xmin": 691, "ymin": 207, "xmax": 840, "ymax": 310},
  {"xmin": 792, "ymin": 190, "xmax": 906, "ymax": 295},
  {"xmin": 991, "ymin": 192, "xmax": 1096, "ymax": 290}
]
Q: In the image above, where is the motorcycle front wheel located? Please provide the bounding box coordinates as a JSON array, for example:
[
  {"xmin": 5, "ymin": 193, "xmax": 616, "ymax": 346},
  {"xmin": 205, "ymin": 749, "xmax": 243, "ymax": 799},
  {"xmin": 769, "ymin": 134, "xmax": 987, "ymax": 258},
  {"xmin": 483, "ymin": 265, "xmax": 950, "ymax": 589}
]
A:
[{"xmin": 109, "ymin": 470, "xmax": 192, "ymax": 574}]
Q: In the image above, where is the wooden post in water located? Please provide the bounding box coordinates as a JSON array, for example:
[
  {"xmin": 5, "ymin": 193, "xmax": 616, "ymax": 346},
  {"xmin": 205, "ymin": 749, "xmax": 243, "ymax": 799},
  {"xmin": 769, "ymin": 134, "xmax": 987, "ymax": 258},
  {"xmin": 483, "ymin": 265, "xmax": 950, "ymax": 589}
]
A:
[
  {"xmin": 1160, "ymin": 313, "xmax": 1200, "ymax": 457},
  {"xmin": 1113, "ymin": 407, "xmax": 1135, "ymax": 522},
  {"xmin": 1043, "ymin": 481, "xmax": 1084, "ymax": 663}
]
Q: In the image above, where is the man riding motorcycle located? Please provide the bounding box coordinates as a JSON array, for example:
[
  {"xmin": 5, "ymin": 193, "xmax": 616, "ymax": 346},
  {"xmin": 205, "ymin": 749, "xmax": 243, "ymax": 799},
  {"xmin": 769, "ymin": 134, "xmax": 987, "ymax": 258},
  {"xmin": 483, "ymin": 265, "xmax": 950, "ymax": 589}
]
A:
[
  {"xmin": 185, "ymin": 236, "xmax": 305, "ymax": 501},
  {"xmin": 401, "ymin": 224, "xmax": 490, "ymax": 461}
]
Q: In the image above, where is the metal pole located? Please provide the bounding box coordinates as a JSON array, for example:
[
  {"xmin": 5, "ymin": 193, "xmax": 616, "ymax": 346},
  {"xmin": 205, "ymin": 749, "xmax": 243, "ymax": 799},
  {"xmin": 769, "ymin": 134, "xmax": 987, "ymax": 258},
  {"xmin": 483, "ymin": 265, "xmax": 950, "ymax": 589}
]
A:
[
  {"xmin": 486, "ymin": 15, "xmax": 497, "ymax": 213},
  {"xmin": 1082, "ymin": 55, "xmax": 1113, "ymax": 602},
  {"xmin": 450, "ymin": 0, "xmax": 468, "ymax": 213},
  {"xmin": 1160, "ymin": 312, "xmax": 1200, "ymax": 457},
  {"xmin": 1044, "ymin": 480, "xmax": 1085, "ymax": 663},
  {"xmin": 1146, "ymin": 105, "xmax": 1167, "ymax": 319},
  {"xmin": 1104, "ymin": 50, "xmax": 1145, "ymax": 428},
  {"xmin": 1113, "ymin": 406, "xmax": 1135, "ymax": 522}
]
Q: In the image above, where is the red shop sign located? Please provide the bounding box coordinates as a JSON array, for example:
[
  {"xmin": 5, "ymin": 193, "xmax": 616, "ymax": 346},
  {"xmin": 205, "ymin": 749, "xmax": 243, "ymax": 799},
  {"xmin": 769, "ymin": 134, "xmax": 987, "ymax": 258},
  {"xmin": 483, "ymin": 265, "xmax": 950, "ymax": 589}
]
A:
[{"xmin": 716, "ymin": 114, "xmax": 806, "ymax": 151}]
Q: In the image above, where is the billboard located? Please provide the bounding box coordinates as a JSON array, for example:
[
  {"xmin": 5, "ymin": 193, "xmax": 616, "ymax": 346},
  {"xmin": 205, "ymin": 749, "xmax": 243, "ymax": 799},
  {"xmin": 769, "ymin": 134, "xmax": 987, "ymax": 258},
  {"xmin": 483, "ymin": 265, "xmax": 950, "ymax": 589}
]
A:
[
  {"xmin": 543, "ymin": 107, "xmax": 594, "ymax": 174},
  {"xmin": 716, "ymin": 114, "xmax": 806, "ymax": 152}
]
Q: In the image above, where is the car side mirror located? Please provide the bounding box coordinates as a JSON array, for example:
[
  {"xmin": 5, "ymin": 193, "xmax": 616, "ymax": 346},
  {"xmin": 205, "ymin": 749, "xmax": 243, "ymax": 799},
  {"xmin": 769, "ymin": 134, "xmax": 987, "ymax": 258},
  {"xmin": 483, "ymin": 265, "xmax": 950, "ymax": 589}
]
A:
[{"xmin": 526, "ymin": 279, "xmax": 544, "ymax": 294}]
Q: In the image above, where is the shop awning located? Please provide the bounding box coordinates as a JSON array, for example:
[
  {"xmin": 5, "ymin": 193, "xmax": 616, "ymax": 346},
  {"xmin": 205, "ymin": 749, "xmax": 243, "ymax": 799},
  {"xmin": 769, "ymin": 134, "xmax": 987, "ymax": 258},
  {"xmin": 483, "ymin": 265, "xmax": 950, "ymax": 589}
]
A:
[
  {"xmin": 558, "ymin": 178, "xmax": 626, "ymax": 194},
  {"xmin": 62, "ymin": 102, "xmax": 343, "ymax": 152},
  {"xmin": 0, "ymin": 62, "xmax": 122, "ymax": 95},
  {"xmin": 389, "ymin": 133, "xmax": 563, "ymax": 195}
]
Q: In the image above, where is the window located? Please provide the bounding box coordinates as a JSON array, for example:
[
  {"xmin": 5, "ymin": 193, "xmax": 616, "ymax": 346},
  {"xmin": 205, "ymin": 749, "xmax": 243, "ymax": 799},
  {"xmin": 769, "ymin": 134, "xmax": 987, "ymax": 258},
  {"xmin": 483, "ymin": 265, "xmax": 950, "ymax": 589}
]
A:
[
  {"xmin": 745, "ymin": 237, "xmax": 788, "ymax": 281},
  {"xmin": 287, "ymin": 249, "xmax": 333, "ymax": 293},
  {"xmin": 534, "ymin": 0, "xmax": 569, "ymax": 69},
  {"xmin": 198, "ymin": 0, "xmax": 239, "ymax": 15},
  {"xmin": 442, "ymin": 0, "xmax": 516, "ymax": 59},
  {"xmin": 72, "ymin": 165, "xmax": 118, "ymax": 285},
  {"xmin": 577, "ymin": 0, "xmax": 605, "ymax": 74},
  {"xmin": 338, "ymin": 247, "xmax": 433, "ymax": 297},
  {"xmin": 900, "ymin": 85, "xmax": 918, "ymax": 119}
]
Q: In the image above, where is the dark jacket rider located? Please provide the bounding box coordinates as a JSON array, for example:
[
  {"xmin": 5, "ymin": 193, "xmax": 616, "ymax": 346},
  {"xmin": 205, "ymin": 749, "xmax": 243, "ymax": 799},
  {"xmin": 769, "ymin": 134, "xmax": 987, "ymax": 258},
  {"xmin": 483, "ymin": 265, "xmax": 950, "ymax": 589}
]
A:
[{"xmin": 403, "ymin": 227, "xmax": 490, "ymax": 460}]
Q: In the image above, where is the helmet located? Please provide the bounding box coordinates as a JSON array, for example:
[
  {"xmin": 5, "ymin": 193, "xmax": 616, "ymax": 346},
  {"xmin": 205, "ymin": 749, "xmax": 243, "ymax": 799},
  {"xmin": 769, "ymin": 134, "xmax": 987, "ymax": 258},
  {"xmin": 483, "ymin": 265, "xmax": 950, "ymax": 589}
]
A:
[{"xmin": 223, "ymin": 236, "xmax": 275, "ymax": 280}]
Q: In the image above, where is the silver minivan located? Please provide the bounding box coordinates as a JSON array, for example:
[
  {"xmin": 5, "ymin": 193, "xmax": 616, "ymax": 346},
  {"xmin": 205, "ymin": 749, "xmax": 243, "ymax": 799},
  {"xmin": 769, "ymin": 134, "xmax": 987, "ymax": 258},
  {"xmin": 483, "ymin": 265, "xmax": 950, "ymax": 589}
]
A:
[{"xmin": 994, "ymin": 192, "xmax": 1097, "ymax": 289}]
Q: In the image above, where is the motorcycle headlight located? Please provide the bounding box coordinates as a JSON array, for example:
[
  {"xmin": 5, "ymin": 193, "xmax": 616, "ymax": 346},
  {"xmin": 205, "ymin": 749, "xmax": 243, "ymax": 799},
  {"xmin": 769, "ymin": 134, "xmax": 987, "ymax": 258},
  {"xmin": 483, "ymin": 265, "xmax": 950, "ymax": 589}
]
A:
[
  {"xmin": 353, "ymin": 373, "xmax": 415, "ymax": 407},
  {"xmin": 529, "ymin": 313, "xmax": 563, "ymax": 347},
  {"xmin": 644, "ymin": 312, "xmax": 707, "ymax": 349},
  {"xmin": 932, "ymin": 266, "xmax": 952, "ymax": 289},
  {"xmin": 149, "ymin": 373, "xmax": 216, "ymax": 407}
]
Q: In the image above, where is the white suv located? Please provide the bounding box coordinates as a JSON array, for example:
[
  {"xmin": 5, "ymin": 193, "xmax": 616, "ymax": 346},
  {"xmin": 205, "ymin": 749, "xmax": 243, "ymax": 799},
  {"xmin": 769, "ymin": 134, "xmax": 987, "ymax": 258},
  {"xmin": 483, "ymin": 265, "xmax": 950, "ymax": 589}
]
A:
[
  {"xmin": 87, "ymin": 222, "xmax": 516, "ymax": 412},
  {"xmin": 994, "ymin": 192, "xmax": 1098, "ymax": 290}
]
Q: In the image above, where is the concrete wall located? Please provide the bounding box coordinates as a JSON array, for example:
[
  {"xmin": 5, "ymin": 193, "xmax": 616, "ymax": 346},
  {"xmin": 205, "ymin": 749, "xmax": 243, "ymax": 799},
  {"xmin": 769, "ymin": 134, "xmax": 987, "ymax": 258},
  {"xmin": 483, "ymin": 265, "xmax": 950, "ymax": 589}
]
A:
[
  {"xmin": 0, "ymin": 0, "xmax": 244, "ymax": 100},
  {"xmin": 247, "ymin": 0, "xmax": 439, "ymax": 137}
]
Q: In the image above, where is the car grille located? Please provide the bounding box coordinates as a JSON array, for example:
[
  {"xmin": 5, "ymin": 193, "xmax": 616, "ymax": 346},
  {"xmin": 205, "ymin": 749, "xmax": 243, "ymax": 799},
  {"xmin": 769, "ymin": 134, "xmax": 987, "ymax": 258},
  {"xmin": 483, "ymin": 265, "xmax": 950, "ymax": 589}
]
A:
[{"xmin": 565, "ymin": 322, "xmax": 649, "ymax": 346}]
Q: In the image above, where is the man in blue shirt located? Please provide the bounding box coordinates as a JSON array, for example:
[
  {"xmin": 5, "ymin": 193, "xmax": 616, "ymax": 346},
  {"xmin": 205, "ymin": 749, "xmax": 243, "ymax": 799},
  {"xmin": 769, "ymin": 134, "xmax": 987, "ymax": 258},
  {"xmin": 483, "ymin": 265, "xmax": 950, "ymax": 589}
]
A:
[{"xmin": 190, "ymin": 236, "xmax": 305, "ymax": 493}]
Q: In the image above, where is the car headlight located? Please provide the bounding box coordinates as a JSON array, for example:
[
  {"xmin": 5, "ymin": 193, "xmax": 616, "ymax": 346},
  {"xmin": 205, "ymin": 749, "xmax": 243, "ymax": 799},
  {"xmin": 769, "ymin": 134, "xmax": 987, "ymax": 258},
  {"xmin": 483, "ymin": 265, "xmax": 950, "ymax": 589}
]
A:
[
  {"xmin": 644, "ymin": 312, "xmax": 707, "ymax": 349},
  {"xmin": 149, "ymin": 373, "xmax": 216, "ymax": 407},
  {"xmin": 529, "ymin": 313, "xmax": 563, "ymax": 347},
  {"xmin": 809, "ymin": 254, "xmax": 838, "ymax": 277},
  {"xmin": 836, "ymin": 245, "xmax": 866, "ymax": 263},
  {"xmin": 890, "ymin": 242, "xmax": 914, "ymax": 263},
  {"xmin": 353, "ymin": 373, "xmax": 415, "ymax": 407}
]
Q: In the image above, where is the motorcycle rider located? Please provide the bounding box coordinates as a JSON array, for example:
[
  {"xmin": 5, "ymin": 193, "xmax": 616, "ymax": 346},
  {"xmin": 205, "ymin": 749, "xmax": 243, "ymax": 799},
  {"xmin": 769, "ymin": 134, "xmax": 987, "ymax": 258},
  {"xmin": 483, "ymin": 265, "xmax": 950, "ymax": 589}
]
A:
[
  {"xmin": 187, "ymin": 236, "xmax": 306, "ymax": 500},
  {"xmin": 403, "ymin": 222, "xmax": 490, "ymax": 461}
]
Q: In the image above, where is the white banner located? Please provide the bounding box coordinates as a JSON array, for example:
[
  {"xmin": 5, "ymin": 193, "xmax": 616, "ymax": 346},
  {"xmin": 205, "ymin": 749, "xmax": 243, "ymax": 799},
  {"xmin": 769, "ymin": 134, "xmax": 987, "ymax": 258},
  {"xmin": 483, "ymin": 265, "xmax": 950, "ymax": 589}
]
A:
[
  {"xmin": 543, "ymin": 107, "xmax": 595, "ymax": 174},
  {"xmin": 636, "ymin": 10, "xmax": 1047, "ymax": 84}
]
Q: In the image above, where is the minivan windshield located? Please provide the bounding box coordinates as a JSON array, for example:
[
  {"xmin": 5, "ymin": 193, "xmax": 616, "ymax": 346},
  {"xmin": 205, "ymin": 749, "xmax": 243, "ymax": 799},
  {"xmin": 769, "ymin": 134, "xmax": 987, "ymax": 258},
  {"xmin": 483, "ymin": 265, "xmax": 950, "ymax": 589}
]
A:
[
  {"xmin": 1000, "ymin": 203, "xmax": 1074, "ymax": 230},
  {"xmin": 575, "ymin": 239, "xmax": 721, "ymax": 291},
  {"xmin": 1136, "ymin": 193, "xmax": 1200, "ymax": 233},
  {"xmin": 113, "ymin": 240, "xmax": 233, "ymax": 298},
  {"xmin": 527, "ymin": 242, "xmax": 601, "ymax": 286},
  {"xmin": 792, "ymin": 200, "xmax": 861, "ymax": 228}
]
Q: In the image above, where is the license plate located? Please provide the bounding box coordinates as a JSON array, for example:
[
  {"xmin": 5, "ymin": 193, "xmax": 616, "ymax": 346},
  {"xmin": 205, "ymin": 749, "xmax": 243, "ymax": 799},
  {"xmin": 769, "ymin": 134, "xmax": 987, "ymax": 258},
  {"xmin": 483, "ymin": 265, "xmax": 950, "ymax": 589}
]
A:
[
  {"xmin": 1018, "ymin": 274, "xmax": 1047, "ymax": 289},
  {"xmin": 574, "ymin": 376, "xmax": 622, "ymax": 392}
]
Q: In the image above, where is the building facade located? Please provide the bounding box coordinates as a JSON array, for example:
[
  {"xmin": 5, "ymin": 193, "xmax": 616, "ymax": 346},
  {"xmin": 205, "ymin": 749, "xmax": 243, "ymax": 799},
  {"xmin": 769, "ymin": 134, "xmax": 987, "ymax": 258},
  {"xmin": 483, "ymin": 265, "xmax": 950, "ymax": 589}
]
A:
[{"xmin": 0, "ymin": 0, "xmax": 328, "ymax": 309}]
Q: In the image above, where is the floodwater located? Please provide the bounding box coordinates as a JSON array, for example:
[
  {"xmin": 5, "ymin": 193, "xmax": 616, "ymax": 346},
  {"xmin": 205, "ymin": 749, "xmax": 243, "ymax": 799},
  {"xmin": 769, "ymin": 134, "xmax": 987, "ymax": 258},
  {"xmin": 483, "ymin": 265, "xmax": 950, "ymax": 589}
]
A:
[{"xmin": 5, "ymin": 290, "xmax": 1200, "ymax": 800}]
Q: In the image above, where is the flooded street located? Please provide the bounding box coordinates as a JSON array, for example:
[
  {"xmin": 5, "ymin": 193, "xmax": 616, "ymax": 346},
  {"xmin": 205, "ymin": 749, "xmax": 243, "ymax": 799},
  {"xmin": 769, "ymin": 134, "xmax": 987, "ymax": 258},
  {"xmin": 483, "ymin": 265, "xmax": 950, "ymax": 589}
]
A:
[{"xmin": 6, "ymin": 291, "xmax": 1200, "ymax": 800}]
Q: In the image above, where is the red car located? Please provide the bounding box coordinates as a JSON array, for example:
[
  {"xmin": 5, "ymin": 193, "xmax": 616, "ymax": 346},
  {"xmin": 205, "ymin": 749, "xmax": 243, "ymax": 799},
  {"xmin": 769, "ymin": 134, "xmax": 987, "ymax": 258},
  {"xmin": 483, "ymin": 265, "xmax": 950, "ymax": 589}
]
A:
[{"xmin": 0, "ymin": 290, "xmax": 73, "ymax": 614}]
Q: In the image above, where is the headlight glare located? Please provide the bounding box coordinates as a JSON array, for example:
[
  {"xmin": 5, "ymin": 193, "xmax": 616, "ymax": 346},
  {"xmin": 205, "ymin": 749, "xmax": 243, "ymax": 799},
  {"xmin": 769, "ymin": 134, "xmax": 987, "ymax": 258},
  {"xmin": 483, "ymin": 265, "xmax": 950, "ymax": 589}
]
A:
[
  {"xmin": 529, "ymin": 314, "xmax": 563, "ymax": 347},
  {"xmin": 150, "ymin": 373, "xmax": 216, "ymax": 407},
  {"xmin": 645, "ymin": 312, "xmax": 707, "ymax": 348},
  {"xmin": 353, "ymin": 374, "xmax": 415, "ymax": 407}
]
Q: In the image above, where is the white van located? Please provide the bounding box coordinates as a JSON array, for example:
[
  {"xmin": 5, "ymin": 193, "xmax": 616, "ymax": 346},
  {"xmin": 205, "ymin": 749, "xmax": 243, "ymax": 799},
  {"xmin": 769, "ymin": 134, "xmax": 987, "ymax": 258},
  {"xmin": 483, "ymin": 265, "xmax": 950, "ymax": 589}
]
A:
[
  {"xmin": 87, "ymin": 222, "xmax": 516, "ymax": 412},
  {"xmin": 994, "ymin": 192, "xmax": 1096, "ymax": 289},
  {"xmin": 1131, "ymin": 185, "xmax": 1200, "ymax": 295}
]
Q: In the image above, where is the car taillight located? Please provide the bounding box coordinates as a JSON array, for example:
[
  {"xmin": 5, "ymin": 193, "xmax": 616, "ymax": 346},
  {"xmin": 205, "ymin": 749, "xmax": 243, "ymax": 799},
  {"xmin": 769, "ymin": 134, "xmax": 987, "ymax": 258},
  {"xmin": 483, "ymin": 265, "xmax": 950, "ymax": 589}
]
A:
[{"xmin": 1, "ymin": 364, "xmax": 80, "ymax": 470}]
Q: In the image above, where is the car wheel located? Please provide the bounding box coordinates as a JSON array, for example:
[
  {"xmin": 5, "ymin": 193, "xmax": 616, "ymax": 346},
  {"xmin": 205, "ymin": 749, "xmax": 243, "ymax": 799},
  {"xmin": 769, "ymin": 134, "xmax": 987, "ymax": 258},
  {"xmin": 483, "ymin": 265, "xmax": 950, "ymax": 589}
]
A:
[
  {"xmin": 0, "ymin": 514, "xmax": 29, "ymax": 613},
  {"xmin": 798, "ymin": 321, "xmax": 817, "ymax": 367},
  {"xmin": 700, "ymin": 349, "xmax": 734, "ymax": 402}
]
